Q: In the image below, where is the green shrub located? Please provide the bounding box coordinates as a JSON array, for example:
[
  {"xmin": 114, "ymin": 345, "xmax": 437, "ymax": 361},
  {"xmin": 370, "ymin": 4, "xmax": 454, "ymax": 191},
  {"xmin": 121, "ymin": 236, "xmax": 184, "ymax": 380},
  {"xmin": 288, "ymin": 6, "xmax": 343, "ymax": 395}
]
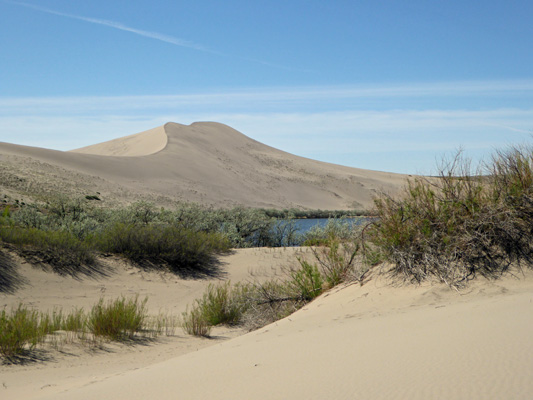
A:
[
  {"xmin": 61, "ymin": 308, "xmax": 87, "ymax": 333},
  {"xmin": 286, "ymin": 260, "xmax": 323, "ymax": 301},
  {"xmin": 0, "ymin": 298, "xmax": 180, "ymax": 360},
  {"xmin": 181, "ymin": 306, "xmax": 211, "ymax": 337},
  {"xmin": 0, "ymin": 305, "xmax": 45, "ymax": 357},
  {"xmin": 92, "ymin": 223, "xmax": 230, "ymax": 274},
  {"xmin": 87, "ymin": 297, "xmax": 148, "ymax": 340},
  {"xmin": 0, "ymin": 226, "xmax": 95, "ymax": 269},
  {"xmin": 313, "ymin": 236, "xmax": 362, "ymax": 288},
  {"xmin": 370, "ymin": 146, "xmax": 533, "ymax": 286},
  {"xmin": 195, "ymin": 282, "xmax": 244, "ymax": 326}
]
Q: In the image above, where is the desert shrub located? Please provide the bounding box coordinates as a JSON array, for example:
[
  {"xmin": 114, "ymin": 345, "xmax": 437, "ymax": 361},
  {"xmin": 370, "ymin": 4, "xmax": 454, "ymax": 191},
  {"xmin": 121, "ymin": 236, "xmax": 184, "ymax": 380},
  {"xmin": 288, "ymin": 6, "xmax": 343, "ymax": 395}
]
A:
[
  {"xmin": 309, "ymin": 236, "xmax": 363, "ymax": 288},
  {"xmin": 182, "ymin": 238, "xmax": 364, "ymax": 336},
  {"xmin": 0, "ymin": 298, "xmax": 180, "ymax": 359},
  {"xmin": 170, "ymin": 203, "xmax": 221, "ymax": 232},
  {"xmin": 11, "ymin": 205, "xmax": 48, "ymax": 230},
  {"xmin": 217, "ymin": 207, "xmax": 274, "ymax": 247},
  {"xmin": 286, "ymin": 260, "xmax": 323, "ymax": 301},
  {"xmin": 300, "ymin": 219, "xmax": 367, "ymax": 287},
  {"xmin": 87, "ymin": 297, "xmax": 148, "ymax": 340},
  {"xmin": 181, "ymin": 278, "xmax": 305, "ymax": 335},
  {"xmin": 236, "ymin": 280, "xmax": 307, "ymax": 331},
  {"xmin": 92, "ymin": 223, "xmax": 230, "ymax": 273},
  {"xmin": 124, "ymin": 201, "xmax": 158, "ymax": 225},
  {"xmin": 196, "ymin": 282, "xmax": 245, "ymax": 326},
  {"xmin": 370, "ymin": 146, "xmax": 533, "ymax": 286},
  {"xmin": 0, "ymin": 305, "xmax": 45, "ymax": 357},
  {"xmin": 181, "ymin": 306, "xmax": 211, "ymax": 337},
  {"xmin": 61, "ymin": 308, "xmax": 86, "ymax": 333},
  {"xmin": 44, "ymin": 196, "xmax": 93, "ymax": 225},
  {"xmin": 266, "ymin": 219, "xmax": 302, "ymax": 247},
  {"xmin": 0, "ymin": 226, "xmax": 95, "ymax": 269}
]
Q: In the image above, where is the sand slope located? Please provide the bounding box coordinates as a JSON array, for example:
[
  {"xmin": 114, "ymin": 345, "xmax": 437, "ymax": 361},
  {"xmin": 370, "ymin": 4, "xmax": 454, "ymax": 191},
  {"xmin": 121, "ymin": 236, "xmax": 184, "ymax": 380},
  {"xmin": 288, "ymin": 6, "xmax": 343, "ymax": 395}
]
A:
[
  {"xmin": 0, "ymin": 247, "xmax": 313, "ymax": 399},
  {"xmin": 27, "ymin": 270, "xmax": 533, "ymax": 400},
  {"xmin": 2, "ymin": 248, "xmax": 532, "ymax": 399},
  {"xmin": 0, "ymin": 122, "xmax": 407, "ymax": 209},
  {"xmin": 71, "ymin": 126, "xmax": 168, "ymax": 157}
]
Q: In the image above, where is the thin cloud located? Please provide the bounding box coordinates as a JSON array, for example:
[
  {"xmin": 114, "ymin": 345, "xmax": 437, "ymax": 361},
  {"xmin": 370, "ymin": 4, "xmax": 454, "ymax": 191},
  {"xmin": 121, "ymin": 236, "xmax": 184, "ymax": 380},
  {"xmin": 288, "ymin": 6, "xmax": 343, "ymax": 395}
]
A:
[
  {"xmin": 1, "ymin": 80, "xmax": 533, "ymax": 114},
  {"xmin": 481, "ymin": 122, "xmax": 532, "ymax": 134},
  {"xmin": 5, "ymin": 0, "xmax": 219, "ymax": 54}
]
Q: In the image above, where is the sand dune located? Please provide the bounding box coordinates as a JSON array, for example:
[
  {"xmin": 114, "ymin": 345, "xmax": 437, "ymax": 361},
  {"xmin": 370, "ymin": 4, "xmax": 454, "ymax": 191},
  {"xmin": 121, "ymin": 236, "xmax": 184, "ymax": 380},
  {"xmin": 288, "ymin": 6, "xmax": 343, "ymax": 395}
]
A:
[
  {"xmin": 0, "ymin": 247, "xmax": 313, "ymax": 399},
  {"xmin": 70, "ymin": 126, "xmax": 168, "ymax": 157},
  {"xmin": 0, "ymin": 122, "xmax": 407, "ymax": 209},
  {"xmin": 2, "ymin": 122, "xmax": 532, "ymax": 399},
  {"xmin": 2, "ymin": 249, "xmax": 532, "ymax": 399}
]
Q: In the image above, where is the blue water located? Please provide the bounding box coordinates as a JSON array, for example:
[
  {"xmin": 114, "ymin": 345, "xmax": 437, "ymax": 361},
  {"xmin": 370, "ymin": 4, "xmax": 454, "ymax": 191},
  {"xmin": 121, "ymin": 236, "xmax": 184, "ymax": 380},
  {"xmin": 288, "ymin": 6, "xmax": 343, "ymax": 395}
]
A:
[{"xmin": 289, "ymin": 217, "xmax": 369, "ymax": 234}]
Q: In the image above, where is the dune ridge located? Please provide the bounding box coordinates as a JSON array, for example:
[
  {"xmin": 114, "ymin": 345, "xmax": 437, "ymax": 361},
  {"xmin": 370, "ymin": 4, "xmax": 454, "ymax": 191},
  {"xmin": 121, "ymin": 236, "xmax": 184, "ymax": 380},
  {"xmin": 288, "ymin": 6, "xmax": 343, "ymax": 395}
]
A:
[
  {"xmin": 0, "ymin": 122, "xmax": 407, "ymax": 209},
  {"xmin": 70, "ymin": 125, "xmax": 168, "ymax": 157}
]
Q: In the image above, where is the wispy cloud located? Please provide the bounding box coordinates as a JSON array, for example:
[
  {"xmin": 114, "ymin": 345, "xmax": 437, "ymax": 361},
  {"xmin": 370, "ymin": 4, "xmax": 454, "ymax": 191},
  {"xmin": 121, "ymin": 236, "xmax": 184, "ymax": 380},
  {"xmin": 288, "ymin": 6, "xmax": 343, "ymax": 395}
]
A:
[
  {"xmin": 5, "ymin": 0, "xmax": 219, "ymax": 53},
  {"xmin": 1, "ymin": 80, "xmax": 531, "ymax": 174},
  {"xmin": 2, "ymin": 80, "xmax": 533, "ymax": 115}
]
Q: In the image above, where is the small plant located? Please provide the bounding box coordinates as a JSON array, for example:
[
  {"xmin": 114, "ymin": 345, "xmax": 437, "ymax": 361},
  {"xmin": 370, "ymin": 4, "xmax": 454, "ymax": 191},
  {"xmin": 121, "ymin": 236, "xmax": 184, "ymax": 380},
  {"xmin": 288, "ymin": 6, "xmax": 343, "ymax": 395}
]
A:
[
  {"xmin": 286, "ymin": 259, "xmax": 323, "ymax": 301},
  {"xmin": 0, "ymin": 305, "xmax": 45, "ymax": 357},
  {"xmin": 181, "ymin": 306, "xmax": 211, "ymax": 337},
  {"xmin": 87, "ymin": 296, "xmax": 148, "ymax": 340},
  {"xmin": 196, "ymin": 282, "xmax": 244, "ymax": 326},
  {"xmin": 0, "ymin": 298, "xmax": 179, "ymax": 361}
]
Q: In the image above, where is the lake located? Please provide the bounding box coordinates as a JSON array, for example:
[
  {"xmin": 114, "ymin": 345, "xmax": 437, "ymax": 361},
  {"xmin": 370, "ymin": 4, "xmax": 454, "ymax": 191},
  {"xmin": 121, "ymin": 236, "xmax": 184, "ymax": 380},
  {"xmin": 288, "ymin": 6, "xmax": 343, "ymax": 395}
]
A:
[{"xmin": 287, "ymin": 217, "xmax": 371, "ymax": 234}]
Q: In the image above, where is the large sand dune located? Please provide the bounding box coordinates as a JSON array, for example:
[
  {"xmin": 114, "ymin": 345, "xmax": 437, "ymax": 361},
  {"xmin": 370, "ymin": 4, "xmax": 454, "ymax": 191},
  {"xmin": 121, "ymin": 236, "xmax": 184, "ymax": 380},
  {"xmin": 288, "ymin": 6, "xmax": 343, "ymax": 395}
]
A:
[{"xmin": 0, "ymin": 122, "xmax": 406, "ymax": 209}]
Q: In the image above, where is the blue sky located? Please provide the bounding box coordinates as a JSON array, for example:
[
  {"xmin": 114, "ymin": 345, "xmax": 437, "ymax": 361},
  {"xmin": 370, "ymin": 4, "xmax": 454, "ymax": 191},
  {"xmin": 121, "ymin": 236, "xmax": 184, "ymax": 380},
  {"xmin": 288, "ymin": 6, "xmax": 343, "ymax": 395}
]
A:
[{"xmin": 1, "ymin": 0, "xmax": 532, "ymax": 174}]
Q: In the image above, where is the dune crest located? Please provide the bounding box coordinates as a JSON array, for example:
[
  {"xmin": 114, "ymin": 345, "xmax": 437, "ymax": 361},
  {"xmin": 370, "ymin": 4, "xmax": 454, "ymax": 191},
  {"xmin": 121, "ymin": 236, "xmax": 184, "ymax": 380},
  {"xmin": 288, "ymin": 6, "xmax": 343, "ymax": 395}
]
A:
[
  {"xmin": 70, "ymin": 125, "xmax": 168, "ymax": 157},
  {"xmin": 0, "ymin": 121, "xmax": 407, "ymax": 209}
]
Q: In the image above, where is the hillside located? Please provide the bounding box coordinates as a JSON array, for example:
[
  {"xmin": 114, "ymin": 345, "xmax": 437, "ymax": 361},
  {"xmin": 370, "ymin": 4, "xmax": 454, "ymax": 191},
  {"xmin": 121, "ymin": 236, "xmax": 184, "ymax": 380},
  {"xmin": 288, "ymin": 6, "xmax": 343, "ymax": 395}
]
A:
[{"xmin": 0, "ymin": 122, "xmax": 406, "ymax": 209}]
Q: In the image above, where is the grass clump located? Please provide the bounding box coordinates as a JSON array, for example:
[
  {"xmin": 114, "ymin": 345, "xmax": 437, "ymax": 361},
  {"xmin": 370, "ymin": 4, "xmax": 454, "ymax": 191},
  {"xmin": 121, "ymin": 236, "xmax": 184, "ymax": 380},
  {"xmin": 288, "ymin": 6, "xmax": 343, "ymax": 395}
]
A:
[
  {"xmin": 0, "ymin": 305, "xmax": 45, "ymax": 357},
  {"xmin": 181, "ymin": 306, "xmax": 211, "ymax": 337},
  {"xmin": 196, "ymin": 282, "xmax": 244, "ymax": 326},
  {"xmin": 181, "ymin": 236, "xmax": 367, "ymax": 336},
  {"xmin": 370, "ymin": 145, "xmax": 533, "ymax": 286},
  {"xmin": 87, "ymin": 296, "xmax": 148, "ymax": 340},
  {"xmin": 0, "ymin": 297, "xmax": 179, "ymax": 360},
  {"xmin": 286, "ymin": 260, "xmax": 323, "ymax": 301},
  {"xmin": 181, "ymin": 281, "xmax": 245, "ymax": 337}
]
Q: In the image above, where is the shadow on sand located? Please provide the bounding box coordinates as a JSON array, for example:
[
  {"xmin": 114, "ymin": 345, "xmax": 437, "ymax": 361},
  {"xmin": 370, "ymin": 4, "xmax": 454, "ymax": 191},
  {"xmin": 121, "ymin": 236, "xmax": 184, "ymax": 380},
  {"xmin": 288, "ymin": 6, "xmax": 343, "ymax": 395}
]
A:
[
  {"xmin": 132, "ymin": 251, "xmax": 230, "ymax": 280},
  {"xmin": 0, "ymin": 250, "xmax": 27, "ymax": 294}
]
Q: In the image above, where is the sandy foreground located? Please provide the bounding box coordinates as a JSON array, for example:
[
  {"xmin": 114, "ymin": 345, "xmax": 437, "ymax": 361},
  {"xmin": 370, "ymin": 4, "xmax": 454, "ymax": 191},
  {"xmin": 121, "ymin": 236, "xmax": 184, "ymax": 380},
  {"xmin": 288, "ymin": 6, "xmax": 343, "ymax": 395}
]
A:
[{"xmin": 1, "ymin": 247, "xmax": 533, "ymax": 400}]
